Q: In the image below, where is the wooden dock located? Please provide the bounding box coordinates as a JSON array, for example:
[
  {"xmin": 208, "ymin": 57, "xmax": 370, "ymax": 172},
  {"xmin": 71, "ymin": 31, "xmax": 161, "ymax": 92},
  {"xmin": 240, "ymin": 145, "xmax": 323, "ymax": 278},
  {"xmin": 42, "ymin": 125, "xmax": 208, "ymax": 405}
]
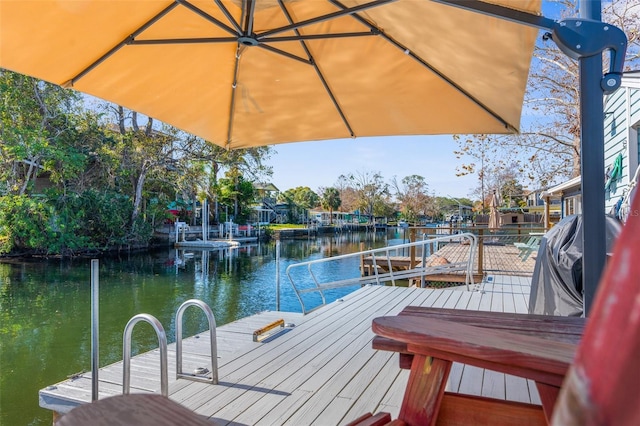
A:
[
  {"xmin": 361, "ymin": 241, "xmax": 536, "ymax": 287},
  {"xmin": 41, "ymin": 276, "xmax": 540, "ymax": 425}
]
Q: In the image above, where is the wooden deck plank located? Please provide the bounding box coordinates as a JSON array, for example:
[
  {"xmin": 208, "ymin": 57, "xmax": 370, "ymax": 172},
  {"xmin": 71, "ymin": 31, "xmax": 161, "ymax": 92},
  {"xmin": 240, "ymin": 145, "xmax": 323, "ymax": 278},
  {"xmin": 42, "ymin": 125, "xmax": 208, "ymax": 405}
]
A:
[
  {"xmin": 338, "ymin": 352, "xmax": 405, "ymax": 420},
  {"xmin": 442, "ymin": 290, "xmax": 464, "ymax": 309},
  {"xmin": 250, "ymin": 389, "xmax": 313, "ymax": 426},
  {"xmin": 458, "ymin": 365, "xmax": 484, "ymax": 396},
  {"xmin": 173, "ymin": 286, "xmax": 406, "ymax": 413},
  {"xmin": 477, "ymin": 282, "xmax": 494, "ymax": 312},
  {"xmin": 452, "ymin": 289, "xmax": 473, "ymax": 310},
  {"xmin": 259, "ymin": 289, "xmax": 432, "ymax": 423},
  {"xmin": 481, "ymin": 369, "xmax": 506, "ymax": 400},
  {"xmin": 446, "ymin": 362, "xmax": 465, "ymax": 393},
  {"xmin": 528, "ymin": 380, "xmax": 542, "ymax": 405},
  {"xmin": 505, "ymin": 374, "xmax": 534, "ymax": 404},
  {"xmin": 491, "ymin": 283, "xmax": 504, "ymax": 312},
  {"xmin": 376, "ymin": 369, "xmax": 408, "ymax": 417},
  {"xmin": 503, "ymin": 284, "xmax": 517, "ymax": 314}
]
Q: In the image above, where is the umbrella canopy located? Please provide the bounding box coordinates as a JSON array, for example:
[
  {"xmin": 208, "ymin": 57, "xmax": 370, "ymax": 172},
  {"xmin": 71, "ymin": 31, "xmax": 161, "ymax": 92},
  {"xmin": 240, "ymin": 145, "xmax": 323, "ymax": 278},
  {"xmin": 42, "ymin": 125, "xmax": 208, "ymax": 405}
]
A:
[
  {"xmin": 0, "ymin": 0, "xmax": 540, "ymax": 149},
  {"xmin": 488, "ymin": 192, "xmax": 500, "ymax": 230}
]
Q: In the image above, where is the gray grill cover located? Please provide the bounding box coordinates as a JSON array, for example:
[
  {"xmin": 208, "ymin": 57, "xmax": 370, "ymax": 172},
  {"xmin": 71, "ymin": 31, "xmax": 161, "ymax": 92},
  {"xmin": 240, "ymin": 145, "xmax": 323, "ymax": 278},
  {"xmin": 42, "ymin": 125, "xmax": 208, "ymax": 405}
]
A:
[{"xmin": 528, "ymin": 214, "xmax": 621, "ymax": 317}]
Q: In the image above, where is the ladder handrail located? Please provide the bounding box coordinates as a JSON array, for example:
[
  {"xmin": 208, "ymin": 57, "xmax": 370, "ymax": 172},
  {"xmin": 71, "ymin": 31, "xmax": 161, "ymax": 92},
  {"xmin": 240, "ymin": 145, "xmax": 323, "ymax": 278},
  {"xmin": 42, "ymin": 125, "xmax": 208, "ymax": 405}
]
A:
[
  {"xmin": 286, "ymin": 232, "xmax": 477, "ymax": 314},
  {"xmin": 122, "ymin": 314, "xmax": 168, "ymax": 396},
  {"xmin": 175, "ymin": 299, "xmax": 218, "ymax": 384}
]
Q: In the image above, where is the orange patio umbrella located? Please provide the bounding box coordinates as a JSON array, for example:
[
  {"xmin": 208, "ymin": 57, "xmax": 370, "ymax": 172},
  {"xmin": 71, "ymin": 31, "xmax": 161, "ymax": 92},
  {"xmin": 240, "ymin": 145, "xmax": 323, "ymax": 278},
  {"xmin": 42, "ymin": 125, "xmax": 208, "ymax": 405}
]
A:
[{"xmin": 0, "ymin": 0, "xmax": 540, "ymax": 149}]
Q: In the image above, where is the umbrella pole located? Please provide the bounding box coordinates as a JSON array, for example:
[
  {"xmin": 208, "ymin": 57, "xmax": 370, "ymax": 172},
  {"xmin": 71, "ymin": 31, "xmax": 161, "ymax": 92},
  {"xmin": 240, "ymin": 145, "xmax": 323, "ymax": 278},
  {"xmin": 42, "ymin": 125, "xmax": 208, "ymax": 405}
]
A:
[{"xmin": 578, "ymin": 0, "xmax": 605, "ymax": 315}]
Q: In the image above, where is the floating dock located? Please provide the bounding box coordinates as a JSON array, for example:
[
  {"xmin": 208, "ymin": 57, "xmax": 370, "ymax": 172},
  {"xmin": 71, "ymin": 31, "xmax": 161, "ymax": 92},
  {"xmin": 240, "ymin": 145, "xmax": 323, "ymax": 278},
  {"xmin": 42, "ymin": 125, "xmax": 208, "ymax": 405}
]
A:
[{"xmin": 41, "ymin": 276, "xmax": 540, "ymax": 425}]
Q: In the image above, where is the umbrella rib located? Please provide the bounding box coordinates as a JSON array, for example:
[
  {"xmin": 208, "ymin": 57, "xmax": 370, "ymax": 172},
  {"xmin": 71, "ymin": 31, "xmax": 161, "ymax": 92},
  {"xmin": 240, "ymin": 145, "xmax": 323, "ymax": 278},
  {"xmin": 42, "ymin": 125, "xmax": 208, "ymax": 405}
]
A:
[
  {"xmin": 432, "ymin": 0, "xmax": 555, "ymax": 31},
  {"xmin": 130, "ymin": 33, "xmax": 377, "ymax": 45},
  {"xmin": 176, "ymin": 0, "xmax": 239, "ymax": 36},
  {"xmin": 214, "ymin": 0, "xmax": 243, "ymax": 34},
  {"xmin": 65, "ymin": 2, "xmax": 179, "ymax": 86},
  {"xmin": 130, "ymin": 37, "xmax": 238, "ymax": 45},
  {"xmin": 277, "ymin": 0, "xmax": 355, "ymax": 138},
  {"xmin": 257, "ymin": 0, "xmax": 396, "ymax": 40},
  {"xmin": 256, "ymin": 44, "xmax": 312, "ymax": 65},
  {"xmin": 262, "ymin": 31, "xmax": 378, "ymax": 43},
  {"xmin": 329, "ymin": 0, "xmax": 519, "ymax": 132}
]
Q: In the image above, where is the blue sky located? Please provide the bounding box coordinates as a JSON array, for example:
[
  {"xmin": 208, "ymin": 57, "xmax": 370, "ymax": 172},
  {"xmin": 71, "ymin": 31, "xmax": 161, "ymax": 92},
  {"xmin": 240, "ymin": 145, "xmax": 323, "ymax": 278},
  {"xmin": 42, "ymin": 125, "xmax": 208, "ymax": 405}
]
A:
[{"xmin": 266, "ymin": 135, "xmax": 477, "ymax": 198}]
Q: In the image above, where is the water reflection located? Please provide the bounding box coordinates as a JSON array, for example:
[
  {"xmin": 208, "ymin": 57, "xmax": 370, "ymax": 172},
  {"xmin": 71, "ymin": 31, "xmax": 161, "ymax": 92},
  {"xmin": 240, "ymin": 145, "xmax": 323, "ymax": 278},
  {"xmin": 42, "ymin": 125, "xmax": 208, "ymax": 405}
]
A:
[{"xmin": 0, "ymin": 230, "xmax": 395, "ymax": 425}]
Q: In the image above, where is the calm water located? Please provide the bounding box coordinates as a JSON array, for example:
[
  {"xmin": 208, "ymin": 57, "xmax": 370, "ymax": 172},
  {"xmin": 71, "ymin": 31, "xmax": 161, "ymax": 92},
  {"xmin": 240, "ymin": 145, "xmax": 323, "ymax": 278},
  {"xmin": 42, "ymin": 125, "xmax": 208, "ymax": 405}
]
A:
[{"xmin": 0, "ymin": 230, "xmax": 405, "ymax": 425}]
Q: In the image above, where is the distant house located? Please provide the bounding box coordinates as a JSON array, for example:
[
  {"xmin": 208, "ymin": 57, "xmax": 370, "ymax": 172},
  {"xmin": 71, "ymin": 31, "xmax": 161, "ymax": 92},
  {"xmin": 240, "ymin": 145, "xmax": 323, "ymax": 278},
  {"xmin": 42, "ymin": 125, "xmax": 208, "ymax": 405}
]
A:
[
  {"xmin": 523, "ymin": 188, "xmax": 561, "ymax": 227},
  {"xmin": 254, "ymin": 182, "xmax": 279, "ymax": 201},
  {"xmin": 252, "ymin": 182, "xmax": 285, "ymax": 224},
  {"xmin": 603, "ymin": 72, "xmax": 640, "ymax": 216},
  {"xmin": 540, "ymin": 176, "xmax": 582, "ymax": 225}
]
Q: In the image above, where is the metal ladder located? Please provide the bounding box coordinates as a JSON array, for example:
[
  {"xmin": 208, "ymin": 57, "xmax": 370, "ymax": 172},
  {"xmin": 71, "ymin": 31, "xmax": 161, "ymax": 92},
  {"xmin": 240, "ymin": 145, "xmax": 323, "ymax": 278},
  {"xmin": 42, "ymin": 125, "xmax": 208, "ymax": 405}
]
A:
[
  {"xmin": 175, "ymin": 299, "xmax": 218, "ymax": 384},
  {"xmin": 122, "ymin": 314, "xmax": 169, "ymax": 396},
  {"xmin": 121, "ymin": 299, "xmax": 218, "ymax": 397}
]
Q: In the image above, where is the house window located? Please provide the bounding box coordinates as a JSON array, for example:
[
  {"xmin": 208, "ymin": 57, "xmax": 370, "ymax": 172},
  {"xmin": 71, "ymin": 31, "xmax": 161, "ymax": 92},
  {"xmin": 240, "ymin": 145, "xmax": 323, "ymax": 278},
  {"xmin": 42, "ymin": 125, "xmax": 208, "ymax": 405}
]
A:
[{"xmin": 564, "ymin": 195, "xmax": 582, "ymax": 216}]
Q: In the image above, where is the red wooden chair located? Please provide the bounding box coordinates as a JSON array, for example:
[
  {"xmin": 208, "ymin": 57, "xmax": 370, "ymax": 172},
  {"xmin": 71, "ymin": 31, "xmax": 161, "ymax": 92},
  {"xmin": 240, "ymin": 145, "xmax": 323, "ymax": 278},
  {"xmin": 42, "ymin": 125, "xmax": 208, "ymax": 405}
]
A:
[{"xmin": 349, "ymin": 195, "xmax": 640, "ymax": 425}]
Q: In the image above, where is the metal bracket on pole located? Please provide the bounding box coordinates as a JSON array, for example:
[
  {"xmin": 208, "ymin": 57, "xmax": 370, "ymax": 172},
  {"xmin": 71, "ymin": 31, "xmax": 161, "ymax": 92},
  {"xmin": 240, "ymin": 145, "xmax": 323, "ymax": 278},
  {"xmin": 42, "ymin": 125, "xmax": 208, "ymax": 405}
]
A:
[{"xmin": 547, "ymin": 19, "xmax": 627, "ymax": 94}]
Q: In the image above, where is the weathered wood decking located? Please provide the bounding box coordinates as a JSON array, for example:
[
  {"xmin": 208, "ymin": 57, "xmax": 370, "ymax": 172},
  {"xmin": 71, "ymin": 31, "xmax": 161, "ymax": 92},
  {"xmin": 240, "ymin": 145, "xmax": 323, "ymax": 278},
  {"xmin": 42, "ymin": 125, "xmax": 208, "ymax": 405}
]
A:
[{"xmin": 41, "ymin": 275, "xmax": 538, "ymax": 425}]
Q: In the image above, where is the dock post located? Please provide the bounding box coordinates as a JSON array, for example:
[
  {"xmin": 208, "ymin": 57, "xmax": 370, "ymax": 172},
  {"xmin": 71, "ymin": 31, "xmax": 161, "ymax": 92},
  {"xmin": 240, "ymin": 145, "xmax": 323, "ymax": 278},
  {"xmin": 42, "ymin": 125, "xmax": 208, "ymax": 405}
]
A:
[
  {"xmin": 91, "ymin": 259, "xmax": 99, "ymax": 402},
  {"xmin": 276, "ymin": 239, "xmax": 281, "ymax": 311},
  {"xmin": 409, "ymin": 229, "xmax": 417, "ymax": 287},
  {"xmin": 359, "ymin": 242, "xmax": 365, "ymax": 277},
  {"xmin": 409, "ymin": 228, "xmax": 417, "ymax": 270},
  {"xmin": 478, "ymin": 229, "xmax": 484, "ymax": 276}
]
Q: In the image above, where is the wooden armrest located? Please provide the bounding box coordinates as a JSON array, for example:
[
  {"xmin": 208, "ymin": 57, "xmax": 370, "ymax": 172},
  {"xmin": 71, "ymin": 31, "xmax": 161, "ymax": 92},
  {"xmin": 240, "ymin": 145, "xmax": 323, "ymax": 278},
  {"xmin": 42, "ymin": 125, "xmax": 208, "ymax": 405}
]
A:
[
  {"xmin": 398, "ymin": 307, "xmax": 585, "ymax": 344},
  {"xmin": 373, "ymin": 335, "xmax": 407, "ymax": 353},
  {"xmin": 373, "ymin": 316, "xmax": 576, "ymax": 387}
]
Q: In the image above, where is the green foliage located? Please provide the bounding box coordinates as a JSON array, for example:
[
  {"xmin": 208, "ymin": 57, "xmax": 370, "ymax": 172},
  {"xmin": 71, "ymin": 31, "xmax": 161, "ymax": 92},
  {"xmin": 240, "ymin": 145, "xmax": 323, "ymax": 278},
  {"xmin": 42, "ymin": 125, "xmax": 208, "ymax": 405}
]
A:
[
  {"xmin": 0, "ymin": 70, "xmax": 84, "ymax": 195},
  {"xmin": 278, "ymin": 186, "xmax": 319, "ymax": 223},
  {"xmin": 217, "ymin": 170, "xmax": 256, "ymax": 223},
  {"xmin": 0, "ymin": 72, "xmax": 273, "ymax": 255},
  {"xmin": 394, "ymin": 175, "xmax": 429, "ymax": 223},
  {"xmin": 51, "ymin": 189, "xmax": 144, "ymax": 249},
  {"xmin": 280, "ymin": 186, "xmax": 320, "ymax": 209},
  {"xmin": 0, "ymin": 191, "xmax": 150, "ymax": 256},
  {"xmin": 0, "ymin": 195, "xmax": 55, "ymax": 254},
  {"xmin": 320, "ymin": 187, "xmax": 341, "ymax": 212}
]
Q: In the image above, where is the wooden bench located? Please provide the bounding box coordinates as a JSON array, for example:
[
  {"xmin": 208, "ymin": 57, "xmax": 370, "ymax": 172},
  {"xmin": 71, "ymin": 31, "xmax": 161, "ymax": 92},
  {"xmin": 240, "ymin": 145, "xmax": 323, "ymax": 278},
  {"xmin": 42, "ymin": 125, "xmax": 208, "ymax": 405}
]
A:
[{"xmin": 349, "ymin": 190, "xmax": 640, "ymax": 425}]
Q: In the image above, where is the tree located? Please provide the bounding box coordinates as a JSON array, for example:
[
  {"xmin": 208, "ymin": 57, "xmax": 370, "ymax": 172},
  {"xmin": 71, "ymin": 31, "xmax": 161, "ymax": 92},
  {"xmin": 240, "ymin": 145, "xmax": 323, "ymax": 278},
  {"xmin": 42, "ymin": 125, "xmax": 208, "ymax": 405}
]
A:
[
  {"xmin": 320, "ymin": 187, "xmax": 341, "ymax": 224},
  {"xmin": 392, "ymin": 175, "xmax": 430, "ymax": 223},
  {"xmin": 188, "ymin": 145, "xmax": 272, "ymax": 223},
  {"xmin": 340, "ymin": 170, "xmax": 391, "ymax": 220},
  {"xmin": 333, "ymin": 177, "xmax": 359, "ymax": 212},
  {"xmin": 217, "ymin": 171, "xmax": 255, "ymax": 223},
  {"xmin": 279, "ymin": 186, "xmax": 319, "ymax": 223},
  {"xmin": 108, "ymin": 107, "xmax": 181, "ymax": 225},
  {"xmin": 455, "ymin": 0, "xmax": 640, "ymax": 189},
  {"xmin": 0, "ymin": 70, "xmax": 84, "ymax": 195}
]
